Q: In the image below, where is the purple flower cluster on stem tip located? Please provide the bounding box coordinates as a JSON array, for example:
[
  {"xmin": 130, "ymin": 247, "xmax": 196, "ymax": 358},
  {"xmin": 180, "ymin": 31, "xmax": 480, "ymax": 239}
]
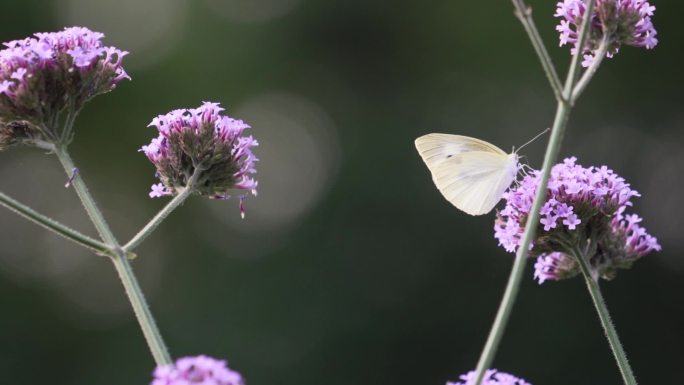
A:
[
  {"xmin": 555, "ymin": 0, "xmax": 657, "ymax": 67},
  {"xmin": 151, "ymin": 355, "xmax": 244, "ymax": 385},
  {"xmin": 495, "ymin": 157, "xmax": 660, "ymax": 284},
  {"xmin": 141, "ymin": 102, "xmax": 258, "ymax": 213},
  {"xmin": 447, "ymin": 369, "xmax": 531, "ymax": 385},
  {"xmin": 0, "ymin": 27, "xmax": 129, "ymax": 147}
]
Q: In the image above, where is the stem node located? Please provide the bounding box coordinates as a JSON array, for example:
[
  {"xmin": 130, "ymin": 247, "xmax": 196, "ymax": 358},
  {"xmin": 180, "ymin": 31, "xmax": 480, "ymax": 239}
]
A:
[{"xmin": 54, "ymin": 145, "xmax": 171, "ymax": 365}]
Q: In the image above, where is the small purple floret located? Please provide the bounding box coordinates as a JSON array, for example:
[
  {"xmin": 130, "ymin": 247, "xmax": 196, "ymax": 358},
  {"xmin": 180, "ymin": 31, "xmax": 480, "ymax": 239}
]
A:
[
  {"xmin": 447, "ymin": 369, "xmax": 532, "ymax": 385},
  {"xmin": 533, "ymin": 252, "xmax": 577, "ymax": 284},
  {"xmin": 149, "ymin": 183, "xmax": 170, "ymax": 198},
  {"xmin": 151, "ymin": 355, "xmax": 244, "ymax": 385}
]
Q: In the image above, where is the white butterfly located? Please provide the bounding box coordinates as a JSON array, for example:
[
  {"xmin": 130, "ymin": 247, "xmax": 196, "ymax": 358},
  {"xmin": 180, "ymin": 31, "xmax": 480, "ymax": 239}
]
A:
[{"xmin": 414, "ymin": 134, "xmax": 519, "ymax": 216}]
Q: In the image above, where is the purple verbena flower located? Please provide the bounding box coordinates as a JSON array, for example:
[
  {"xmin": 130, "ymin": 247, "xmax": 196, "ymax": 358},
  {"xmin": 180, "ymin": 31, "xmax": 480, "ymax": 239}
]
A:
[
  {"xmin": 447, "ymin": 369, "xmax": 531, "ymax": 385},
  {"xmin": 0, "ymin": 27, "xmax": 129, "ymax": 148},
  {"xmin": 555, "ymin": 0, "xmax": 657, "ymax": 67},
  {"xmin": 149, "ymin": 183, "xmax": 171, "ymax": 198},
  {"xmin": 151, "ymin": 355, "xmax": 244, "ymax": 385},
  {"xmin": 533, "ymin": 252, "xmax": 579, "ymax": 284},
  {"xmin": 495, "ymin": 157, "xmax": 660, "ymax": 283},
  {"xmin": 142, "ymin": 102, "xmax": 258, "ymax": 215}
]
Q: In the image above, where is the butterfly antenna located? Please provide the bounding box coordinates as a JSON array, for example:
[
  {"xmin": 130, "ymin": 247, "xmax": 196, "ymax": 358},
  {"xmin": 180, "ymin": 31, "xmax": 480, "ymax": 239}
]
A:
[{"xmin": 516, "ymin": 127, "xmax": 551, "ymax": 152}]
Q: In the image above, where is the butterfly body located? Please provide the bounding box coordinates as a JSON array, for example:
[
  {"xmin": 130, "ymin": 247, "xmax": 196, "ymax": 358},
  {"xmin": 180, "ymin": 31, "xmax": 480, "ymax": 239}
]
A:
[{"xmin": 415, "ymin": 133, "xmax": 519, "ymax": 216}]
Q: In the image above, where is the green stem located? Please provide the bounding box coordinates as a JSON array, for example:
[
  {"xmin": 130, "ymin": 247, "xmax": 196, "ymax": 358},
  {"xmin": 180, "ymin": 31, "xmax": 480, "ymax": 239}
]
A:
[
  {"xmin": 53, "ymin": 146, "xmax": 119, "ymax": 245},
  {"xmin": 472, "ymin": 98, "xmax": 571, "ymax": 385},
  {"xmin": 124, "ymin": 169, "xmax": 201, "ymax": 252},
  {"xmin": 0, "ymin": 190, "xmax": 112, "ymax": 257},
  {"xmin": 31, "ymin": 139, "xmax": 57, "ymax": 152},
  {"xmin": 471, "ymin": 1, "xmax": 596, "ymax": 383},
  {"xmin": 571, "ymin": 245, "xmax": 638, "ymax": 385},
  {"xmin": 53, "ymin": 145, "xmax": 171, "ymax": 366},
  {"xmin": 111, "ymin": 251, "xmax": 171, "ymax": 365},
  {"xmin": 572, "ymin": 36, "xmax": 611, "ymax": 102},
  {"xmin": 511, "ymin": 0, "xmax": 564, "ymax": 102}
]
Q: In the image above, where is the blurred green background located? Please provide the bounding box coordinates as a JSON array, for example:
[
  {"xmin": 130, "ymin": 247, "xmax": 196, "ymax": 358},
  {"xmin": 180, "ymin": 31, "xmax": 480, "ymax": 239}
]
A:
[{"xmin": 1, "ymin": 0, "xmax": 682, "ymax": 384}]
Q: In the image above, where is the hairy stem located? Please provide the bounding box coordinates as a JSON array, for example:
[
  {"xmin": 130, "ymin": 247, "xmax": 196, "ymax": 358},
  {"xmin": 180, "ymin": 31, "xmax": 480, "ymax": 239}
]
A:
[
  {"xmin": 53, "ymin": 145, "xmax": 171, "ymax": 365},
  {"xmin": 0, "ymin": 190, "xmax": 112, "ymax": 257},
  {"xmin": 471, "ymin": 1, "xmax": 596, "ymax": 383},
  {"xmin": 572, "ymin": 35, "xmax": 611, "ymax": 102},
  {"xmin": 571, "ymin": 245, "xmax": 638, "ymax": 385},
  {"xmin": 564, "ymin": 0, "xmax": 597, "ymax": 101},
  {"xmin": 511, "ymin": 0, "xmax": 564, "ymax": 102},
  {"xmin": 472, "ymin": 98, "xmax": 571, "ymax": 385},
  {"xmin": 110, "ymin": 251, "xmax": 171, "ymax": 365},
  {"xmin": 54, "ymin": 146, "xmax": 118, "ymax": 245},
  {"xmin": 124, "ymin": 169, "xmax": 201, "ymax": 252},
  {"xmin": 31, "ymin": 139, "xmax": 57, "ymax": 152}
]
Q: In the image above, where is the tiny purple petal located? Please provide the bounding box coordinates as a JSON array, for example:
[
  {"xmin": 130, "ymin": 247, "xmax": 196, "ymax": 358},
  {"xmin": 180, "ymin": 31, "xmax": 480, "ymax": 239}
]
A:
[
  {"xmin": 540, "ymin": 214, "xmax": 558, "ymax": 231},
  {"xmin": 0, "ymin": 80, "xmax": 12, "ymax": 95},
  {"xmin": 562, "ymin": 213, "xmax": 581, "ymax": 230},
  {"xmin": 149, "ymin": 183, "xmax": 170, "ymax": 198},
  {"xmin": 10, "ymin": 68, "xmax": 26, "ymax": 81}
]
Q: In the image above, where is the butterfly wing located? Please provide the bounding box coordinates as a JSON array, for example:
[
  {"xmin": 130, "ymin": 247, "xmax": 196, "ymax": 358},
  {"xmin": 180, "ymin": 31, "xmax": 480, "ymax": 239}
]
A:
[{"xmin": 415, "ymin": 134, "xmax": 518, "ymax": 216}]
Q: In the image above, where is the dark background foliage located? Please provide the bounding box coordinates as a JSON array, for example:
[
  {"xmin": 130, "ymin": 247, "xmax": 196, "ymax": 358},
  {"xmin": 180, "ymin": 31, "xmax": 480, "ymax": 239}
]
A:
[{"xmin": 1, "ymin": 1, "xmax": 682, "ymax": 384}]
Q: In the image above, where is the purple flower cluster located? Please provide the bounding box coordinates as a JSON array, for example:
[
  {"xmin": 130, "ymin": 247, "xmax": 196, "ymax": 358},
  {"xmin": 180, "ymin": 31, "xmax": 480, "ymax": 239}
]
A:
[
  {"xmin": 533, "ymin": 251, "xmax": 578, "ymax": 284},
  {"xmin": 555, "ymin": 0, "xmax": 657, "ymax": 67},
  {"xmin": 151, "ymin": 355, "xmax": 244, "ymax": 385},
  {"xmin": 447, "ymin": 369, "xmax": 531, "ymax": 385},
  {"xmin": 495, "ymin": 157, "xmax": 660, "ymax": 283},
  {"xmin": 0, "ymin": 27, "xmax": 129, "ymax": 147},
  {"xmin": 142, "ymin": 102, "xmax": 258, "ymax": 213}
]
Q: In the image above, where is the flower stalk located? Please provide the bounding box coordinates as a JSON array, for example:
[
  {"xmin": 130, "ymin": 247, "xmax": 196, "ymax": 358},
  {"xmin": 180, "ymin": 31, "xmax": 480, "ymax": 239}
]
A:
[
  {"xmin": 572, "ymin": 35, "xmax": 611, "ymax": 102},
  {"xmin": 571, "ymin": 244, "xmax": 638, "ymax": 385},
  {"xmin": 54, "ymin": 145, "xmax": 118, "ymax": 244},
  {"xmin": 124, "ymin": 168, "xmax": 202, "ymax": 252},
  {"xmin": 471, "ymin": 1, "xmax": 596, "ymax": 384},
  {"xmin": 511, "ymin": 0, "xmax": 564, "ymax": 102},
  {"xmin": 0, "ymin": 190, "xmax": 112, "ymax": 257},
  {"xmin": 110, "ymin": 250, "xmax": 171, "ymax": 365}
]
